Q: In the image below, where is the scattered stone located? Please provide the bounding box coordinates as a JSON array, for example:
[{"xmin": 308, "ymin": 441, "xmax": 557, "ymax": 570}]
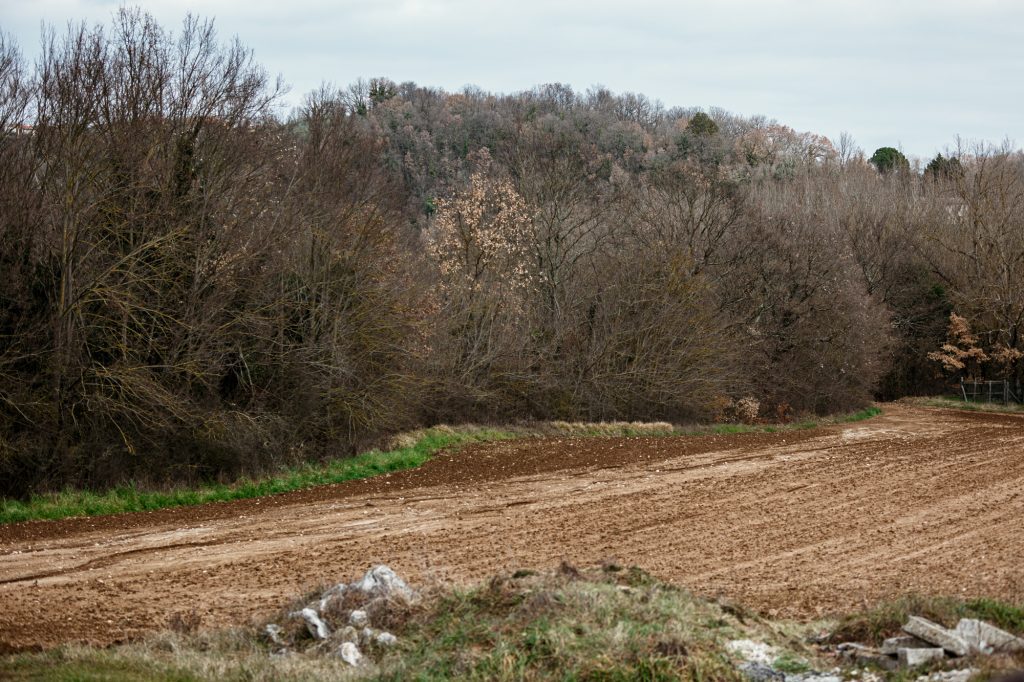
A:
[
  {"xmin": 337, "ymin": 641, "xmax": 363, "ymax": 666},
  {"xmin": 786, "ymin": 673, "xmax": 842, "ymax": 682},
  {"xmin": 727, "ymin": 639, "xmax": 778, "ymax": 665},
  {"xmin": 836, "ymin": 642, "xmax": 872, "ymax": 653},
  {"xmin": 349, "ymin": 609, "xmax": 368, "ymax": 627},
  {"xmin": 954, "ymin": 618, "xmax": 1024, "ymax": 654},
  {"xmin": 856, "ymin": 652, "xmax": 899, "ymax": 671},
  {"xmin": 915, "ymin": 669, "xmax": 977, "ymax": 682},
  {"xmin": 837, "ymin": 643, "xmax": 898, "ymax": 671},
  {"xmin": 898, "ymin": 648, "xmax": 946, "ymax": 667},
  {"xmin": 350, "ymin": 565, "xmax": 414, "ymax": 600},
  {"xmin": 881, "ymin": 635, "xmax": 928, "ymax": 655},
  {"xmin": 264, "ymin": 623, "xmax": 286, "ymax": 647},
  {"xmin": 855, "ymin": 672, "xmax": 884, "ymax": 682},
  {"xmin": 738, "ymin": 662, "xmax": 785, "ymax": 682},
  {"xmin": 903, "ymin": 616, "xmax": 971, "ymax": 657},
  {"xmin": 295, "ymin": 607, "xmax": 330, "ymax": 640},
  {"xmin": 804, "ymin": 630, "xmax": 831, "ymax": 645},
  {"xmin": 375, "ymin": 631, "xmax": 398, "ymax": 647}
]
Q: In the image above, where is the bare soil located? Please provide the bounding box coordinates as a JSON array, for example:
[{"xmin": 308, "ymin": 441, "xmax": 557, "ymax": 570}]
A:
[{"xmin": 2, "ymin": 404, "xmax": 1023, "ymax": 652}]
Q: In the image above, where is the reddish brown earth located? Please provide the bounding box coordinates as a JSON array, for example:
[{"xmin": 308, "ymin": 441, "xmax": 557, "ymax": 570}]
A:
[{"xmin": 2, "ymin": 404, "xmax": 1024, "ymax": 652}]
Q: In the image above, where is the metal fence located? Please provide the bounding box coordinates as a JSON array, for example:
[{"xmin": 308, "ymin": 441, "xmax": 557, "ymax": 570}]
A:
[{"xmin": 960, "ymin": 378, "xmax": 1021, "ymax": 404}]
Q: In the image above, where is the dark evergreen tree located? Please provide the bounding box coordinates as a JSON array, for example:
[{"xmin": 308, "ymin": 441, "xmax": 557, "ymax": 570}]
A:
[{"xmin": 869, "ymin": 146, "xmax": 910, "ymax": 174}]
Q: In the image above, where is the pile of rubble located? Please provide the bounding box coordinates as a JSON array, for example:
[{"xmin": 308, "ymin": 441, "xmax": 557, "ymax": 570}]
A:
[
  {"xmin": 731, "ymin": 615, "xmax": 1023, "ymax": 682},
  {"xmin": 263, "ymin": 565, "xmax": 415, "ymax": 666},
  {"xmin": 838, "ymin": 615, "xmax": 1024, "ymax": 673}
]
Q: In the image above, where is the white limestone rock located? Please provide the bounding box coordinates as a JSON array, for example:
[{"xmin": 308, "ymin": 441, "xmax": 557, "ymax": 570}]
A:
[
  {"xmin": 375, "ymin": 631, "xmax": 398, "ymax": 647},
  {"xmin": 338, "ymin": 641, "xmax": 363, "ymax": 666},
  {"xmin": 318, "ymin": 583, "xmax": 347, "ymax": 612},
  {"xmin": 351, "ymin": 565, "xmax": 414, "ymax": 600},
  {"xmin": 264, "ymin": 623, "xmax": 286, "ymax": 646},
  {"xmin": 293, "ymin": 607, "xmax": 330, "ymax": 640},
  {"xmin": 727, "ymin": 639, "xmax": 777, "ymax": 665}
]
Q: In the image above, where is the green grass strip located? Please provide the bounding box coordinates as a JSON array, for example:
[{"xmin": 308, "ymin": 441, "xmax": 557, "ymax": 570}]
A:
[
  {"xmin": 835, "ymin": 405, "xmax": 883, "ymax": 423},
  {"xmin": 912, "ymin": 396, "xmax": 1024, "ymax": 414}
]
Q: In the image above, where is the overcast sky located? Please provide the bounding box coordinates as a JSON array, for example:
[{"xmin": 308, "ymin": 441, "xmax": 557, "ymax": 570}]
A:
[{"xmin": 3, "ymin": 0, "xmax": 1022, "ymax": 159}]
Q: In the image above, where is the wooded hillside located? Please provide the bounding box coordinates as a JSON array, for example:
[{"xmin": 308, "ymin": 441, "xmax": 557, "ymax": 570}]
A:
[{"xmin": 2, "ymin": 10, "xmax": 1021, "ymax": 495}]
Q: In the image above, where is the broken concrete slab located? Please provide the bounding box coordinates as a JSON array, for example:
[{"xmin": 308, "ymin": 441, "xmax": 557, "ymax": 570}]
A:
[
  {"xmin": 903, "ymin": 616, "xmax": 971, "ymax": 656},
  {"xmin": 854, "ymin": 651, "xmax": 899, "ymax": 671},
  {"xmin": 836, "ymin": 643, "xmax": 897, "ymax": 671},
  {"xmin": 898, "ymin": 647, "xmax": 946, "ymax": 667},
  {"xmin": 954, "ymin": 618, "xmax": 1024, "ymax": 654},
  {"xmin": 881, "ymin": 635, "xmax": 928, "ymax": 655}
]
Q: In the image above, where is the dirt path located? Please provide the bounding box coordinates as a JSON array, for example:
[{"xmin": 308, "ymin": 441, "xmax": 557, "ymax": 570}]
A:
[{"xmin": 3, "ymin": 404, "xmax": 1024, "ymax": 651}]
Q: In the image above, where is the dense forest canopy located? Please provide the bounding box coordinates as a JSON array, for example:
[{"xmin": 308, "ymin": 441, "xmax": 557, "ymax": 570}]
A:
[{"xmin": 1, "ymin": 10, "xmax": 1022, "ymax": 496}]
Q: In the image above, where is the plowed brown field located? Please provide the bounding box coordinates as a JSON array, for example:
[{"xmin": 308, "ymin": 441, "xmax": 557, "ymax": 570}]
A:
[{"xmin": 2, "ymin": 404, "xmax": 1023, "ymax": 651}]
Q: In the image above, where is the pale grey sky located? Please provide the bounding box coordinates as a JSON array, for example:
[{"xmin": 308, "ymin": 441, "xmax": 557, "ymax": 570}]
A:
[{"xmin": 2, "ymin": 0, "xmax": 1022, "ymax": 159}]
